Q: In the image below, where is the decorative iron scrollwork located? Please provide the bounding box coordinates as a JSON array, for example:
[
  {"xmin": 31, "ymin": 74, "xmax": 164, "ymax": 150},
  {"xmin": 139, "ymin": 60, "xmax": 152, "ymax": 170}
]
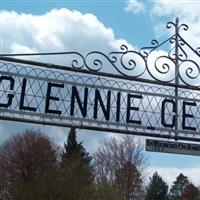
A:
[
  {"xmin": 1, "ymin": 18, "xmax": 200, "ymax": 87},
  {"xmin": 62, "ymin": 19, "xmax": 200, "ymax": 86}
]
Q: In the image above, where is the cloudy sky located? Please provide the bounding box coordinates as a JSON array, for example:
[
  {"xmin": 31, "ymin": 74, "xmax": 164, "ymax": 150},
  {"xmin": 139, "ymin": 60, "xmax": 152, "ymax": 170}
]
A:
[{"xmin": 1, "ymin": 0, "xmax": 200, "ymax": 187}]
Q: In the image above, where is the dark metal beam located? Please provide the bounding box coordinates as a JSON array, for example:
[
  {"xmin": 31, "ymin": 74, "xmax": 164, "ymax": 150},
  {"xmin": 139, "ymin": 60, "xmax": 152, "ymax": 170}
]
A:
[
  {"xmin": 0, "ymin": 116, "xmax": 200, "ymax": 142},
  {"xmin": 1, "ymin": 56, "xmax": 200, "ymax": 91}
]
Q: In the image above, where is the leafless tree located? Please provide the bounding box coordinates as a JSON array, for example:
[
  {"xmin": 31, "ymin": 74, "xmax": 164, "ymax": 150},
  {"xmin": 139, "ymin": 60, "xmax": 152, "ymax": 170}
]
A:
[
  {"xmin": 0, "ymin": 129, "xmax": 58, "ymax": 199},
  {"xmin": 94, "ymin": 135, "xmax": 148, "ymax": 200}
]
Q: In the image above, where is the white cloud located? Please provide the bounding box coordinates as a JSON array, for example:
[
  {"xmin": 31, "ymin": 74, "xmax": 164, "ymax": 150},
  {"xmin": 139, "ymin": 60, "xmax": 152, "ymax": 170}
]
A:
[
  {"xmin": 151, "ymin": 1, "xmax": 200, "ymax": 47},
  {"xmin": 0, "ymin": 8, "xmax": 132, "ymax": 60},
  {"xmin": 10, "ymin": 43, "xmax": 37, "ymax": 54},
  {"xmin": 149, "ymin": 166, "xmax": 200, "ymax": 187},
  {"xmin": 124, "ymin": 0, "xmax": 145, "ymax": 14},
  {"xmin": 152, "ymin": 1, "xmax": 200, "ymax": 19}
]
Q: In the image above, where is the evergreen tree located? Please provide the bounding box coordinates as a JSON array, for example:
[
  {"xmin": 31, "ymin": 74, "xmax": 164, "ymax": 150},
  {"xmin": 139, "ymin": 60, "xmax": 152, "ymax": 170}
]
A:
[
  {"xmin": 169, "ymin": 173, "xmax": 189, "ymax": 200},
  {"xmin": 60, "ymin": 128, "xmax": 94, "ymax": 200},
  {"xmin": 146, "ymin": 172, "xmax": 169, "ymax": 200},
  {"xmin": 61, "ymin": 127, "xmax": 92, "ymax": 165}
]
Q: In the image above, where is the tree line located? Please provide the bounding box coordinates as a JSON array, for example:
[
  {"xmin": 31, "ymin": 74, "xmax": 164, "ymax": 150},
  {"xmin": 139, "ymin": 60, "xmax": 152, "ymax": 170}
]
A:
[
  {"xmin": 146, "ymin": 172, "xmax": 200, "ymax": 200},
  {"xmin": 0, "ymin": 128, "xmax": 199, "ymax": 200}
]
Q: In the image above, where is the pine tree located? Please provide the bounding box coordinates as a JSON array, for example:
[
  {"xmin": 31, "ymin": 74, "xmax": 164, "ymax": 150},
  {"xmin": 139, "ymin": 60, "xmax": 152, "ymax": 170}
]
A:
[
  {"xmin": 60, "ymin": 127, "xmax": 94, "ymax": 200},
  {"xmin": 145, "ymin": 172, "xmax": 169, "ymax": 200},
  {"xmin": 169, "ymin": 173, "xmax": 189, "ymax": 200},
  {"xmin": 61, "ymin": 127, "xmax": 92, "ymax": 166}
]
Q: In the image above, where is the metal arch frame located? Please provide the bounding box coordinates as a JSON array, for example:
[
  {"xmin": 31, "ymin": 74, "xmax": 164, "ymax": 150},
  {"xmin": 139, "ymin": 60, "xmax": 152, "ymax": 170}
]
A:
[
  {"xmin": 1, "ymin": 18, "xmax": 200, "ymax": 142},
  {"xmin": 1, "ymin": 115, "xmax": 200, "ymax": 143},
  {"xmin": 1, "ymin": 57, "xmax": 200, "ymax": 142}
]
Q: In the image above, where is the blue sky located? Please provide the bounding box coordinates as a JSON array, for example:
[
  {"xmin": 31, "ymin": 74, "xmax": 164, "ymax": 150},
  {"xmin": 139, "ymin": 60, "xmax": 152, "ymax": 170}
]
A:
[{"xmin": 1, "ymin": 0, "xmax": 200, "ymax": 186}]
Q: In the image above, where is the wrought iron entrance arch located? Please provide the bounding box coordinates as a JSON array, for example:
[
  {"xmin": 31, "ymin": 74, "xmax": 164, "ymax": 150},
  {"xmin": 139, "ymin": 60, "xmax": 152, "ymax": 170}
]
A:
[{"xmin": 1, "ymin": 18, "xmax": 200, "ymax": 142}]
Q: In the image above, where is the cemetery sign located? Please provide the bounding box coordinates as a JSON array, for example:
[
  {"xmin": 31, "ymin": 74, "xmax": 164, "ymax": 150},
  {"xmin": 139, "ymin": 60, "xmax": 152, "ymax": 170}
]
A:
[{"xmin": 0, "ymin": 18, "xmax": 200, "ymax": 142}]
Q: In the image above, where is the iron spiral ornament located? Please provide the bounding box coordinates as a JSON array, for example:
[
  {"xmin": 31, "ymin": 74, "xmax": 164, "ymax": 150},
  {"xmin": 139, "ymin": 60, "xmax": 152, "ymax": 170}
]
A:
[{"xmin": 1, "ymin": 18, "xmax": 200, "ymax": 87}]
